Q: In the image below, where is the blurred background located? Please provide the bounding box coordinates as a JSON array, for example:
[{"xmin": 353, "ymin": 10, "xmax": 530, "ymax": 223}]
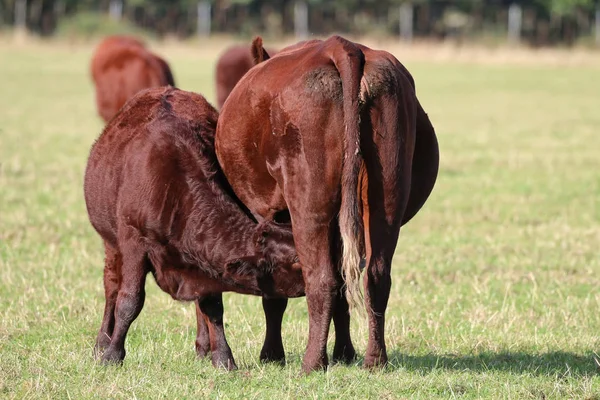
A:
[{"xmin": 1, "ymin": 0, "xmax": 600, "ymax": 48}]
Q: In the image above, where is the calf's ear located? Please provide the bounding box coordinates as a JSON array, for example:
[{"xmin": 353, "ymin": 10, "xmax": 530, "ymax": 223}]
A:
[{"xmin": 251, "ymin": 36, "xmax": 271, "ymax": 65}]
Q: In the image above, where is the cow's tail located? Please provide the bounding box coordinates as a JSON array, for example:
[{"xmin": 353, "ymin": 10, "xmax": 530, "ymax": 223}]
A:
[{"xmin": 330, "ymin": 37, "xmax": 365, "ymax": 311}]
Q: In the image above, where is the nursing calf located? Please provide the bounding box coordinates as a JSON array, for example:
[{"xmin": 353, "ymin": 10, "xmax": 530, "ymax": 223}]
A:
[
  {"xmin": 90, "ymin": 36, "xmax": 175, "ymax": 122},
  {"xmin": 84, "ymin": 87, "xmax": 304, "ymax": 370},
  {"xmin": 216, "ymin": 36, "xmax": 439, "ymax": 372}
]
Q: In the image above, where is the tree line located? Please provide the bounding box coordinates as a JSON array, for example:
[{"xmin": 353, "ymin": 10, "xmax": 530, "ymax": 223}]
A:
[{"xmin": 1, "ymin": 0, "xmax": 598, "ymax": 46}]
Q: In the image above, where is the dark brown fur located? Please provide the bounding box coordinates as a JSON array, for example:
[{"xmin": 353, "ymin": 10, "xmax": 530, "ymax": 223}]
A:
[
  {"xmin": 90, "ymin": 36, "xmax": 176, "ymax": 122},
  {"xmin": 214, "ymin": 43, "xmax": 276, "ymax": 109},
  {"xmin": 215, "ymin": 36, "xmax": 439, "ymax": 373},
  {"xmin": 84, "ymin": 87, "xmax": 304, "ymax": 370}
]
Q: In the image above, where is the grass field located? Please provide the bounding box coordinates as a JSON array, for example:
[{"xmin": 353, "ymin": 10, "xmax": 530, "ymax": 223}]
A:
[{"xmin": 1, "ymin": 38, "xmax": 599, "ymax": 399}]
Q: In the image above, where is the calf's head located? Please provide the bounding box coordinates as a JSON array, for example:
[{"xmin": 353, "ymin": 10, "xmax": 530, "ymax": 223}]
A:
[{"xmin": 224, "ymin": 221, "xmax": 304, "ymax": 297}]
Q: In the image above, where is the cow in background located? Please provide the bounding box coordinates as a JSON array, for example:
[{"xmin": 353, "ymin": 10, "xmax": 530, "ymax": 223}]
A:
[
  {"xmin": 214, "ymin": 43, "xmax": 277, "ymax": 109},
  {"xmin": 90, "ymin": 35, "xmax": 175, "ymax": 122}
]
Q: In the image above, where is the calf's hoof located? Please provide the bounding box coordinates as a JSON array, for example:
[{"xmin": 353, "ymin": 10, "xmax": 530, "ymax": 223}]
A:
[
  {"xmin": 93, "ymin": 332, "xmax": 112, "ymax": 358},
  {"xmin": 101, "ymin": 347, "xmax": 126, "ymax": 365},
  {"xmin": 212, "ymin": 352, "xmax": 237, "ymax": 371},
  {"xmin": 195, "ymin": 340, "xmax": 210, "ymax": 358}
]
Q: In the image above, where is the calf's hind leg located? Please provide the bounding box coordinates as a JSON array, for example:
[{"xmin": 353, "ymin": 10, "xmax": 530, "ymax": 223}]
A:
[
  {"xmin": 101, "ymin": 240, "xmax": 147, "ymax": 364},
  {"xmin": 94, "ymin": 242, "xmax": 121, "ymax": 358}
]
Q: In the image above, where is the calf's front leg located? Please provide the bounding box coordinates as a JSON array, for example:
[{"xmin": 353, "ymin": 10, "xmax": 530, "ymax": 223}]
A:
[
  {"xmin": 194, "ymin": 300, "xmax": 210, "ymax": 358},
  {"xmin": 198, "ymin": 294, "xmax": 237, "ymax": 370}
]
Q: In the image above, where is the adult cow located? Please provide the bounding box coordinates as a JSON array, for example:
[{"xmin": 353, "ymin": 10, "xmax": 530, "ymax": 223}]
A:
[
  {"xmin": 90, "ymin": 35, "xmax": 175, "ymax": 122},
  {"xmin": 215, "ymin": 36, "xmax": 439, "ymax": 373},
  {"xmin": 214, "ymin": 44, "xmax": 276, "ymax": 109}
]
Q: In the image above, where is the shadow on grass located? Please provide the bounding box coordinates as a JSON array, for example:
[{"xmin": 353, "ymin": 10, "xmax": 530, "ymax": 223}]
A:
[{"xmin": 386, "ymin": 350, "xmax": 600, "ymax": 377}]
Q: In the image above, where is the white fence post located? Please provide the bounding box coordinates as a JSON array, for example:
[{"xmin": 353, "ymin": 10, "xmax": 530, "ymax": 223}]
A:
[
  {"xmin": 595, "ymin": 7, "xmax": 600, "ymax": 46},
  {"xmin": 508, "ymin": 3, "xmax": 522, "ymax": 44},
  {"xmin": 197, "ymin": 1, "xmax": 211, "ymax": 38},
  {"xmin": 294, "ymin": 1, "xmax": 308, "ymax": 40},
  {"xmin": 54, "ymin": 0, "xmax": 65, "ymax": 20},
  {"xmin": 109, "ymin": 0, "xmax": 123, "ymax": 21},
  {"xmin": 15, "ymin": 0, "xmax": 27, "ymax": 31},
  {"xmin": 399, "ymin": 2, "xmax": 413, "ymax": 43}
]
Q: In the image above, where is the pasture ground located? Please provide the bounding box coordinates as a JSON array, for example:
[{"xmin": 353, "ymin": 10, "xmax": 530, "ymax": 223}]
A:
[{"xmin": 0, "ymin": 38, "xmax": 599, "ymax": 399}]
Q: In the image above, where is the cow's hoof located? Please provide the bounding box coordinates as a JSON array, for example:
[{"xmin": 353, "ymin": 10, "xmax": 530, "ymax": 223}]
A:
[
  {"xmin": 363, "ymin": 352, "xmax": 388, "ymax": 370},
  {"xmin": 260, "ymin": 346, "xmax": 285, "ymax": 365},
  {"xmin": 332, "ymin": 344, "xmax": 356, "ymax": 365},
  {"xmin": 301, "ymin": 353, "xmax": 328, "ymax": 374}
]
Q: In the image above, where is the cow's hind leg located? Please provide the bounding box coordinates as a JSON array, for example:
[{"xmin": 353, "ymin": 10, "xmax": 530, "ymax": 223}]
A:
[
  {"xmin": 195, "ymin": 301, "xmax": 210, "ymax": 358},
  {"xmin": 332, "ymin": 289, "xmax": 356, "ymax": 364},
  {"xmin": 101, "ymin": 240, "xmax": 147, "ymax": 364},
  {"xmin": 260, "ymin": 297, "xmax": 288, "ymax": 364},
  {"xmin": 363, "ymin": 250, "xmax": 394, "ymax": 368},
  {"xmin": 199, "ymin": 294, "xmax": 237, "ymax": 370},
  {"xmin": 294, "ymin": 222, "xmax": 339, "ymax": 373},
  {"xmin": 94, "ymin": 242, "xmax": 121, "ymax": 358},
  {"xmin": 361, "ymin": 90, "xmax": 414, "ymax": 369}
]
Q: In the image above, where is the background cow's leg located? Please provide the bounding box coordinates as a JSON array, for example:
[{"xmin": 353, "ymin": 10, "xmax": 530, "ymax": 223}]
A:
[
  {"xmin": 194, "ymin": 300, "xmax": 210, "ymax": 358},
  {"xmin": 94, "ymin": 242, "xmax": 121, "ymax": 358},
  {"xmin": 198, "ymin": 294, "xmax": 237, "ymax": 370},
  {"xmin": 332, "ymin": 289, "xmax": 356, "ymax": 363},
  {"xmin": 259, "ymin": 297, "xmax": 288, "ymax": 363},
  {"xmin": 101, "ymin": 240, "xmax": 147, "ymax": 364}
]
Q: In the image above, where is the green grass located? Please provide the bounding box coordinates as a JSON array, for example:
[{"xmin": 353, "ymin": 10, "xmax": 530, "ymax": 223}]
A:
[{"xmin": 1, "ymin": 40, "xmax": 599, "ymax": 399}]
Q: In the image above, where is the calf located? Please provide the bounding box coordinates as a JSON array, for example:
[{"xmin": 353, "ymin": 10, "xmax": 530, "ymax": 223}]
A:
[
  {"xmin": 84, "ymin": 87, "xmax": 303, "ymax": 370},
  {"xmin": 215, "ymin": 36, "xmax": 439, "ymax": 372},
  {"xmin": 90, "ymin": 35, "xmax": 175, "ymax": 122}
]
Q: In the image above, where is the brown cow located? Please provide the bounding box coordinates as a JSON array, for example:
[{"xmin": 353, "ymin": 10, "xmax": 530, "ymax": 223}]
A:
[
  {"xmin": 84, "ymin": 86, "xmax": 305, "ymax": 370},
  {"xmin": 90, "ymin": 35, "xmax": 175, "ymax": 122},
  {"xmin": 214, "ymin": 40, "xmax": 359, "ymax": 366},
  {"xmin": 215, "ymin": 36, "xmax": 439, "ymax": 373},
  {"xmin": 214, "ymin": 41, "xmax": 276, "ymax": 109}
]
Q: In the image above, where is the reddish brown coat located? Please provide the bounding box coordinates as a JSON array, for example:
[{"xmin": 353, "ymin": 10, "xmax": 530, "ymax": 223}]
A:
[
  {"xmin": 84, "ymin": 87, "xmax": 303, "ymax": 369},
  {"xmin": 90, "ymin": 36, "xmax": 175, "ymax": 122},
  {"xmin": 215, "ymin": 36, "xmax": 439, "ymax": 373}
]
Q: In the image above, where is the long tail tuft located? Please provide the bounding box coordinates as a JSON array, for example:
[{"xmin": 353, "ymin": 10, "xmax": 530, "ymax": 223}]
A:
[{"xmin": 329, "ymin": 36, "xmax": 365, "ymax": 311}]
